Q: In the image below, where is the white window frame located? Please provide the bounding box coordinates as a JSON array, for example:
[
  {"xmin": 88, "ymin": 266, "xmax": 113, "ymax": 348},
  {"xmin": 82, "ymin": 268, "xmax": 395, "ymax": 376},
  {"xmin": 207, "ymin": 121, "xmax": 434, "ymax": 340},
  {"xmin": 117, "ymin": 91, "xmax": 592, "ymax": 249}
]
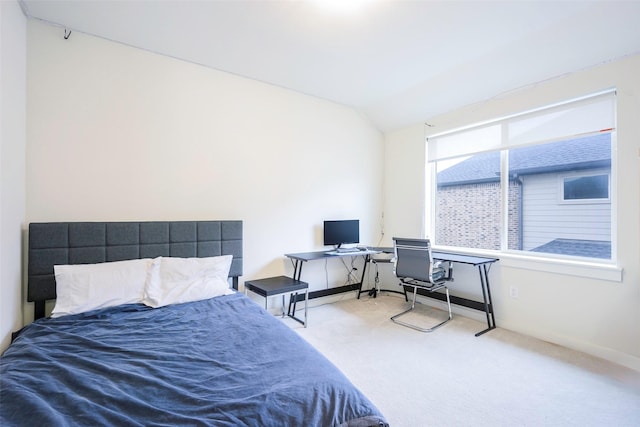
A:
[
  {"xmin": 426, "ymin": 90, "xmax": 621, "ymax": 281},
  {"xmin": 558, "ymin": 171, "xmax": 610, "ymax": 204}
]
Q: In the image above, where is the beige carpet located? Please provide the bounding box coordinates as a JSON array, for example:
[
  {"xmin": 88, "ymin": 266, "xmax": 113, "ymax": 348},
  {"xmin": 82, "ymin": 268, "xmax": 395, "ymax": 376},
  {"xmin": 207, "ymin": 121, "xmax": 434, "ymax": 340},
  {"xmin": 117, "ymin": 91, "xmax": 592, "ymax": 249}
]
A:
[{"xmin": 284, "ymin": 293, "xmax": 640, "ymax": 427}]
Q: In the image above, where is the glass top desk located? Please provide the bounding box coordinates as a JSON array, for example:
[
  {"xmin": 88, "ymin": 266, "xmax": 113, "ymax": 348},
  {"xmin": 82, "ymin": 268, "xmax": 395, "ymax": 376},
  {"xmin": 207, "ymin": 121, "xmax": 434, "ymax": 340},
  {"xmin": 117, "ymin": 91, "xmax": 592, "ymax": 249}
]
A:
[
  {"xmin": 286, "ymin": 247, "xmax": 499, "ymax": 337},
  {"xmin": 284, "ymin": 249, "xmax": 381, "ymax": 301}
]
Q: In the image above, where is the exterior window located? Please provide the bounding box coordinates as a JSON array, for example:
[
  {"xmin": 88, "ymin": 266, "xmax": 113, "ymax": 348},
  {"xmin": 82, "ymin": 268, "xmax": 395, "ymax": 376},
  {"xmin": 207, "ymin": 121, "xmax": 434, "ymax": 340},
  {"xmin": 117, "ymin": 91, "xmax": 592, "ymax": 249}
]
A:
[
  {"xmin": 429, "ymin": 91, "xmax": 615, "ymax": 262},
  {"xmin": 562, "ymin": 174, "xmax": 609, "ymax": 201},
  {"xmin": 508, "ymin": 135, "xmax": 611, "ymax": 259}
]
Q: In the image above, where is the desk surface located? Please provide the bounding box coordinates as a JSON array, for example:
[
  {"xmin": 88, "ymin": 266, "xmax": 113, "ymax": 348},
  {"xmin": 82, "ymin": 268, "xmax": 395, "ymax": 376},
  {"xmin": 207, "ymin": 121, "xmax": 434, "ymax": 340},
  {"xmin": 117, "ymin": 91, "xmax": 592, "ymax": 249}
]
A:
[
  {"xmin": 370, "ymin": 247, "xmax": 498, "ymax": 265},
  {"xmin": 285, "ymin": 249, "xmax": 380, "ymax": 261},
  {"xmin": 285, "ymin": 248, "xmax": 498, "ymax": 265},
  {"xmin": 285, "ymin": 246, "xmax": 499, "ymax": 336},
  {"xmin": 432, "ymin": 251, "xmax": 498, "ymax": 266}
]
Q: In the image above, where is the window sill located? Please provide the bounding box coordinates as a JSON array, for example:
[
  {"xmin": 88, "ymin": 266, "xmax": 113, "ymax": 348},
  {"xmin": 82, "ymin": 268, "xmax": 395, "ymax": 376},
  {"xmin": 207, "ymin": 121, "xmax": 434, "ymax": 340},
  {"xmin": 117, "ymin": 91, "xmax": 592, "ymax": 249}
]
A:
[
  {"xmin": 432, "ymin": 246, "xmax": 622, "ymax": 282},
  {"xmin": 499, "ymin": 253, "xmax": 622, "ymax": 282}
]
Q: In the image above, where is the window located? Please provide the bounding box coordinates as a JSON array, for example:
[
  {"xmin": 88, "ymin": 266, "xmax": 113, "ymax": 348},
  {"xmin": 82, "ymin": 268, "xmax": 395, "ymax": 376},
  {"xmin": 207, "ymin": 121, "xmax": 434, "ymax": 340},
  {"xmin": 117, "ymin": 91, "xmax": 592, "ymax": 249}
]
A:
[
  {"xmin": 428, "ymin": 91, "xmax": 615, "ymax": 261},
  {"xmin": 561, "ymin": 173, "xmax": 609, "ymax": 201}
]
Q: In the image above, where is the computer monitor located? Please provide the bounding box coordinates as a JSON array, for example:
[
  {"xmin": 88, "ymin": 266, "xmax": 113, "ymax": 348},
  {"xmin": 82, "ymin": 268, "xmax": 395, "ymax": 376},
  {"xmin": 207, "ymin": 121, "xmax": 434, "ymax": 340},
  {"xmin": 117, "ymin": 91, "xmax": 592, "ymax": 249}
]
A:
[{"xmin": 323, "ymin": 220, "xmax": 359, "ymax": 248}]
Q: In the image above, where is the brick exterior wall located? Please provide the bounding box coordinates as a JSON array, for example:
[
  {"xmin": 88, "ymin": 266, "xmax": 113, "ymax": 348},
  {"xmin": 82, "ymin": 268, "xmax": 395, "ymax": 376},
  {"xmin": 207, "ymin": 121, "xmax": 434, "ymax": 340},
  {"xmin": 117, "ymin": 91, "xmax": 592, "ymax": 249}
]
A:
[{"xmin": 436, "ymin": 180, "xmax": 521, "ymax": 250}]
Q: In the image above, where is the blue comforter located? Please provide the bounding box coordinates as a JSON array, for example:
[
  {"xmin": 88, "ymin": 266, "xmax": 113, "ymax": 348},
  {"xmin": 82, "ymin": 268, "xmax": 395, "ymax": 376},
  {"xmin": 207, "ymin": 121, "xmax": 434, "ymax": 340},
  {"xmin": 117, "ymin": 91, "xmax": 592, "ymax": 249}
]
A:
[{"xmin": 1, "ymin": 293, "xmax": 388, "ymax": 426}]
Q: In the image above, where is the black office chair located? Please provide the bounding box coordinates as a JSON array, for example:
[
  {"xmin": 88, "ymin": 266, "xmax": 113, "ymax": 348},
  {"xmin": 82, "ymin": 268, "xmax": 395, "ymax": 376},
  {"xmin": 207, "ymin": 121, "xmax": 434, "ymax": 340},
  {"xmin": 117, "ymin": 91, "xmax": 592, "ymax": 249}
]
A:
[{"xmin": 391, "ymin": 237, "xmax": 453, "ymax": 332}]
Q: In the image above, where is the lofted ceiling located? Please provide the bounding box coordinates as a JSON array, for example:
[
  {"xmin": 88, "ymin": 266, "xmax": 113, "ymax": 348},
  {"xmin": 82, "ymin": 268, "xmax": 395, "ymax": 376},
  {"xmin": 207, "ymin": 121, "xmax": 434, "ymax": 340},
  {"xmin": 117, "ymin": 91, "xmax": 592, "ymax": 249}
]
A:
[{"xmin": 20, "ymin": 0, "xmax": 640, "ymax": 132}]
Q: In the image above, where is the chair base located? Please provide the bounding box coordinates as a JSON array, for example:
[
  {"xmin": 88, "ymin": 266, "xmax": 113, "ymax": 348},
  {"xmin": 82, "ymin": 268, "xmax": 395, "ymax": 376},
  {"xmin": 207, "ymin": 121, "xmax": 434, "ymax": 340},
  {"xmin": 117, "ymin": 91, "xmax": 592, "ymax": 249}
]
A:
[{"xmin": 391, "ymin": 286, "xmax": 452, "ymax": 332}]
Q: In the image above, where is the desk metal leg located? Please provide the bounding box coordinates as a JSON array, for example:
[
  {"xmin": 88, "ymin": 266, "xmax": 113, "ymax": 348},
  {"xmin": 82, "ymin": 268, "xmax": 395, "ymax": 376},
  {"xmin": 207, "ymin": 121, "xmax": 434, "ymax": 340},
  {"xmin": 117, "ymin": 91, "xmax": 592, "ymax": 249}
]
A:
[
  {"xmin": 362, "ymin": 259, "xmax": 412, "ymax": 300},
  {"xmin": 288, "ymin": 292, "xmax": 297, "ymax": 318},
  {"xmin": 292, "ymin": 259, "xmax": 304, "ymax": 281},
  {"xmin": 475, "ymin": 263, "xmax": 496, "ymax": 337},
  {"xmin": 356, "ymin": 255, "xmax": 371, "ymax": 299}
]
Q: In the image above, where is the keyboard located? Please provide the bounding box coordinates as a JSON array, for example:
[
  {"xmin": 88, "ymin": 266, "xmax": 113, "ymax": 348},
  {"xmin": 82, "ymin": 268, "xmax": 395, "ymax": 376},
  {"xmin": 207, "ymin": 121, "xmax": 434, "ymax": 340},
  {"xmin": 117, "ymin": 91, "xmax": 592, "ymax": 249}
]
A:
[{"xmin": 335, "ymin": 247, "xmax": 362, "ymax": 253}]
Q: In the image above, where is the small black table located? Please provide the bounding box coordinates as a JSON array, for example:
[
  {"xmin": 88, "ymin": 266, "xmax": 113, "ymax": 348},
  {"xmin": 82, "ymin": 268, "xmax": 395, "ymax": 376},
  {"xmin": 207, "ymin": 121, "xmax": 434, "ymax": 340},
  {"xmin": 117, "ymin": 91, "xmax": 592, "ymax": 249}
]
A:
[{"xmin": 245, "ymin": 276, "xmax": 309, "ymax": 327}]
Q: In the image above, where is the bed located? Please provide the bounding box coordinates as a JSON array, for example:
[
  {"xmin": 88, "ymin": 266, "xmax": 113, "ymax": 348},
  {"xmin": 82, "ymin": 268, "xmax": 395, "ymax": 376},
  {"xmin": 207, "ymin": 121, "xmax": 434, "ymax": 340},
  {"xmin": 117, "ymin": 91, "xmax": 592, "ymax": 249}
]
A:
[{"xmin": 1, "ymin": 221, "xmax": 388, "ymax": 427}]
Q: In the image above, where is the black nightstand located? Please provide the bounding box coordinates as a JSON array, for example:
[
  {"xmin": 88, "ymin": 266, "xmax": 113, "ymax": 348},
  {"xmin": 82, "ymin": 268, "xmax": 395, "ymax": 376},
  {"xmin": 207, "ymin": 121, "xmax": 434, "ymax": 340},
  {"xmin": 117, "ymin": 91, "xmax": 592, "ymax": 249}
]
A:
[{"xmin": 245, "ymin": 276, "xmax": 309, "ymax": 327}]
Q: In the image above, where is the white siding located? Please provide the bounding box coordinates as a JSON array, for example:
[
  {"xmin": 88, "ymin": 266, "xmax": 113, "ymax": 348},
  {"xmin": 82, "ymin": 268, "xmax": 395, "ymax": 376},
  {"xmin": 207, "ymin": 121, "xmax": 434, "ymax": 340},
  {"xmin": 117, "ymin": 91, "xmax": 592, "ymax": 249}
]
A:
[{"xmin": 521, "ymin": 169, "xmax": 610, "ymax": 250}]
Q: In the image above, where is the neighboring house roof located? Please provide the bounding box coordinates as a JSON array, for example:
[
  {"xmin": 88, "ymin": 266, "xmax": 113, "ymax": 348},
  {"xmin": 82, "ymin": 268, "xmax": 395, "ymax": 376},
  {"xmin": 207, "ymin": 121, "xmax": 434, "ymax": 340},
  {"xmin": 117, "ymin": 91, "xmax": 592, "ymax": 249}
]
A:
[
  {"xmin": 438, "ymin": 151, "xmax": 500, "ymax": 186},
  {"xmin": 531, "ymin": 238, "xmax": 611, "ymax": 259},
  {"xmin": 437, "ymin": 133, "xmax": 611, "ymax": 186}
]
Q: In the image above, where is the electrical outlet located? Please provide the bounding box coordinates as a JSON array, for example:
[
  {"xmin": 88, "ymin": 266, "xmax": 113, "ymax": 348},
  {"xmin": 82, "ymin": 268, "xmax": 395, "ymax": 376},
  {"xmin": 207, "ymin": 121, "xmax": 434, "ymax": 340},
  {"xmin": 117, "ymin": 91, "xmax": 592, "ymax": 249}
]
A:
[{"xmin": 509, "ymin": 286, "xmax": 519, "ymax": 299}]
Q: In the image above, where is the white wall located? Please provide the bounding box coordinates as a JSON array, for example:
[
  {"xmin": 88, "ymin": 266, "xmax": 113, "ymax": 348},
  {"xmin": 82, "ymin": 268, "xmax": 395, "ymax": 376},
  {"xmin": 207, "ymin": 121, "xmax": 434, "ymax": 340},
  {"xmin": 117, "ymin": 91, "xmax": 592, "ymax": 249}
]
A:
[
  {"xmin": 383, "ymin": 54, "xmax": 640, "ymax": 371},
  {"xmin": 26, "ymin": 20, "xmax": 383, "ymax": 321},
  {"xmin": 0, "ymin": 0, "xmax": 27, "ymax": 353},
  {"xmin": 382, "ymin": 123, "xmax": 425, "ymax": 243}
]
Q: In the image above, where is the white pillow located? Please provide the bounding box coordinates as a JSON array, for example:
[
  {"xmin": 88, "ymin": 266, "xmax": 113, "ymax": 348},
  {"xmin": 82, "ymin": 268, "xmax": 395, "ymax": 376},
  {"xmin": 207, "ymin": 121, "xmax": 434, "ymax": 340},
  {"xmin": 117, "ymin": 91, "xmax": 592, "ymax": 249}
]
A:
[
  {"xmin": 143, "ymin": 255, "xmax": 234, "ymax": 308},
  {"xmin": 52, "ymin": 258, "xmax": 152, "ymax": 318}
]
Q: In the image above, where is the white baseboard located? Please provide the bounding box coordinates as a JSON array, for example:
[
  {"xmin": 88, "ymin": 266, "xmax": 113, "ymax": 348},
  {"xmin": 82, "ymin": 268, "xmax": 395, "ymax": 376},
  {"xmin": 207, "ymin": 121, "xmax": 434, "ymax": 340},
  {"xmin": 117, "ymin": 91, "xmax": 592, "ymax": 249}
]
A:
[
  {"xmin": 497, "ymin": 319, "xmax": 640, "ymax": 373},
  {"xmin": 412, "ymin": 293, "xmax": 640, "ymax": 372}
]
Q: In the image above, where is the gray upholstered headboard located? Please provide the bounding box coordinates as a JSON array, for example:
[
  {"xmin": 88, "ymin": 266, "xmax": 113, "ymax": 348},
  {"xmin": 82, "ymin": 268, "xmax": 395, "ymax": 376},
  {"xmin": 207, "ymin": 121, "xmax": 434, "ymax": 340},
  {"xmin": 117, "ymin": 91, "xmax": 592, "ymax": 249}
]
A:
[{"xmin": 28, "ymin": 221, "xmax": 243, "ymax": 320}]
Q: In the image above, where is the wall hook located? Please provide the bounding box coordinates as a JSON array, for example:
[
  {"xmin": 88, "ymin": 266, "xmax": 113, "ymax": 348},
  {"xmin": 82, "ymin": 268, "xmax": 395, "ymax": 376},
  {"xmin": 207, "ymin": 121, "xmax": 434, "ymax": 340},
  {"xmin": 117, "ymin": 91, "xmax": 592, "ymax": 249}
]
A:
[{"xmin": 64, "ymin": 29, "xmax": 72, "ymax": 40}]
